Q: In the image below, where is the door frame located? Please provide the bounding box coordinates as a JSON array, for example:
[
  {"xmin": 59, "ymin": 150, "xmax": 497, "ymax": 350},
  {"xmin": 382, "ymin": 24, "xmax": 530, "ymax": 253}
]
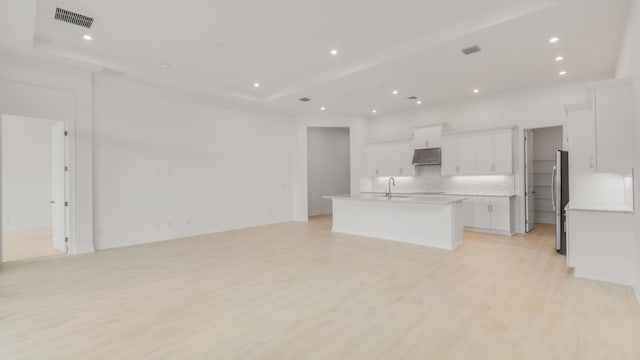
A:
[
  {"xmin": 306, "ymin": 126, "xmax": 352, "ymax": 218},
  {"xmin": 524, "ymin": 129, "xmax": 535, "ymax": 232},
  {"xmin": 295, "ymin": 118, "xmax": 363, "ymax": 222},
  {"xmin": 520, "ymin": 124, "xmax": 566, "ymax": 233},
  {"xmin": 0, "ymin": 112, "xmax": 73, "ymax": 262}
]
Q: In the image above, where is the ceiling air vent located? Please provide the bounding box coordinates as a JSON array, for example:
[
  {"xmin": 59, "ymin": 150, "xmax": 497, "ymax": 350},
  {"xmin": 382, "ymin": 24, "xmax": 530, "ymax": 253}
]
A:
[
  {"xmin": 54, "ymin": 8, "xmax": 94, "ymax": 29},
  {"xmin": 298, "ymin": 97, "xmax": 312, "ymax": 102},
  {"xmin": 406, "ymin": 96, "xmax": 418, "ymax": 100},
  {"xmin": 461, "ymin": 45, "xmax": 481, "ymax": 56}
]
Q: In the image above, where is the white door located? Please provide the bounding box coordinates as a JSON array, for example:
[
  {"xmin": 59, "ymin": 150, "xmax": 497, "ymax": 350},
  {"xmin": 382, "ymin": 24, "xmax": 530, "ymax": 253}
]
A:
[
  {"xmin": 51, "ymin": 122, "xmax": 67, "ymax": 253},
  {"xmin": 524, "ymin": 130, "xmax": 535, "ymax": 232},
  {"xmin": 475, "ymin": 131, "xmax": 493, "ymax": 174},
  {"xmin": 492, "ymin": 129, "xmax": 513, "ymax": 174}
]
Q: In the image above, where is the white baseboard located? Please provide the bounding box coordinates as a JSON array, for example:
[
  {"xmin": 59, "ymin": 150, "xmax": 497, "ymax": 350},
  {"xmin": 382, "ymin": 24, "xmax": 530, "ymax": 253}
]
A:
[{"xmin": 464, "ymin": 226, "xmax": 513, "ymax": 236}]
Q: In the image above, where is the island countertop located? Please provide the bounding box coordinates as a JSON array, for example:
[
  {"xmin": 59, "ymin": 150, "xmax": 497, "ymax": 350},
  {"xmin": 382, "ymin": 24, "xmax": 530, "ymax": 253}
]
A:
[{"xmin": 323, "ymin": 194, "xmax": 467, "ymax": 205}]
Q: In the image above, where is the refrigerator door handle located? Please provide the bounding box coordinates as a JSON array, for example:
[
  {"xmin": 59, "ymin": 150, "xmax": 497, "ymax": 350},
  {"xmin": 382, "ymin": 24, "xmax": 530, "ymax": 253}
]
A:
[{"xmin": 551, "ymin": 165, "xmax": 557, "ymax": 211}]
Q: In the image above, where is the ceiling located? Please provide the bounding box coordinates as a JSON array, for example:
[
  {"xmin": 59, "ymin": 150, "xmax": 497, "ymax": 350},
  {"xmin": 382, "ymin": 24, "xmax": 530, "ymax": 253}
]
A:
[{"xmin": 0, "ymin": 0, "xmax": 631, "ymax": 117}]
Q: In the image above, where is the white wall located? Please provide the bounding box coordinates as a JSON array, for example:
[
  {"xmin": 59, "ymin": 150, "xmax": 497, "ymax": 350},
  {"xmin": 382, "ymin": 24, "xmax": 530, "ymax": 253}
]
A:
[
  {"xmin": 307, "ymin": 127, "xmax": 350, "ymax": 216},
  {"xmin": 1, "ymin": 115, "xmax": 56, "ymax": 232},
  {"xmin": 92, "ymin": 76, "xmax": 296, "ymax": 250},
  {"xmin": 532, "ymin": 126, "xmax": 563, "ymax": 161},
  {"xmin": 616, "ymin": 0, "xmax": 635, "ymax": 79},
  {"xmin": 619, "ymin": 0, "xmax": 640, "ymax": 298},
  {"xmin": 0, "ymin": 54, "xmax": 94, "ymax": 256},
  {"xmin": 293, "ymin": 116, "xmax": 368, "ymax": 221},
  {"xmin": 615, "ymin": 0, "xmax": 640, "ymax": 298},
  {"xmin": 368, "ymin": 80, "xmax": 598, "ymax": 233}
]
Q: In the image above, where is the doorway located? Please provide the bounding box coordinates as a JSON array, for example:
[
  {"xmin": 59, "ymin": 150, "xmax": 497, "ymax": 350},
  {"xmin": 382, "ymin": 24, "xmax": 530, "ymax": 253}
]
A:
[
  {"xmin": 307, "ymin": 127, "xmax": 350, "ymax": 220},
  {"xmin": 524, "ymin": 126, "xmax": 563, "ymax": 233},
  {"xmin": 1, "ymin": 115, "xmax": 67, "ymax": 262}
]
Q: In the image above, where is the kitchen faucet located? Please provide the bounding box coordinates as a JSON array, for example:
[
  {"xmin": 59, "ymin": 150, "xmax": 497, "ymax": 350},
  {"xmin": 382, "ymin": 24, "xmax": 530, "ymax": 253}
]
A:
[{"xmin": 386, "ymin": 177, "xmax": 396, "ymax": 199}]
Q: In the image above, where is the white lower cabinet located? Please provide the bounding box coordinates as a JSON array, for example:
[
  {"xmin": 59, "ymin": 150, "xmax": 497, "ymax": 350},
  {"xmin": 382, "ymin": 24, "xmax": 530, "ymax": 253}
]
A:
[
  {"xmin": 566, "ymin": 209, "xmax": 635, "ymax": 285},
  {"xmin": 488, "ymin": 197, "xmax": 510, "ymax": 231},
  {"xmin": 472, "ymin": 197, "xmax": 492, "ymax": 228},
  {"xmin": 461, "ymin": 199, "xmax": 474, "ymax": 227},
  {"xmin": 467, "ymin": 196, "xmax": 513, "ymax": 234}
]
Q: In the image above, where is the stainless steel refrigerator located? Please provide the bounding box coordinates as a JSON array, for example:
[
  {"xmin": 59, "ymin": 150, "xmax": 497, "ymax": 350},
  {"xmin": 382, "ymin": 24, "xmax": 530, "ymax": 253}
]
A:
[{"xmin": 552, "ymin": 150, "xmax": 569, "ymax": 255}]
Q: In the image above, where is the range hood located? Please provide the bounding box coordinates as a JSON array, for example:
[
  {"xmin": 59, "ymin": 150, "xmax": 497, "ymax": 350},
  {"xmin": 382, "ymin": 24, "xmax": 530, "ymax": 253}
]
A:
[{"xmin": 412, "ymin": 148, "xmax": 441, "ymax": 166}]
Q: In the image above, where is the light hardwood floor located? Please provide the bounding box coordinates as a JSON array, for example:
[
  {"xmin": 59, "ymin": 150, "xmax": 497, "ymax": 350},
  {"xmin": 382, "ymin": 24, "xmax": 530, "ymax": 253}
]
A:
[
  {"xmin": 2, "ymin": 228, "xmax": 64, "ymax": 262},
  {"xmin": 1, "ymin": 217, "xmax": 639, "ymax": 359}
]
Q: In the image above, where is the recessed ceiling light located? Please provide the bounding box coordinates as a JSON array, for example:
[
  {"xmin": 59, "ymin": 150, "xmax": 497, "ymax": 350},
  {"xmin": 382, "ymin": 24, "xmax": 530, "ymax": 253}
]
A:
[
  {"xmin": 555, "ymin": 56, "xmax": 564, "ymax": 62},
  {"xmin": 372, "ymin": 109, "xmax": 377, "ymax": 114},
  {"xmin": 330, "ymin": 49, "xmax": 338, "ymax": 56},
  {"xmin": 559, "ymin": 71, "xmax": 567, "ymax": 76},
  {"xmin": 392, "ymin": 90, "xmax": 399, "ymax": 95},
  {"xmin": 473, "ymin": 89, "xmax": 480, "ymax": 94},
  {"xmin": 549, "ymin": 37, "xmax": 560, "ymax": 43},
  {"xmin": 416, "ymin": 100, "xmax": 422, "ymax": 105},
  {"xmin": 320, "ymin": 106, "xmax": 326, "ymax": 111},
  {"xmin": 83, "ymin": 34, "xmax": 92, "ymax": 41},
  {"xmin": 253, "ymin": 83, "xmax": 260, "ymax": 88},
  {"xmin": 160, "ymin": 63, "xmax": 171, "ymax": 68}
]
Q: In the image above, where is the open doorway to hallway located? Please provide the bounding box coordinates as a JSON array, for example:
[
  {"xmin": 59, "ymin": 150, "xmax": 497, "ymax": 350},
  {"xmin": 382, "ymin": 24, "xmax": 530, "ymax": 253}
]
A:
[
  {"xmin": 1, "ymin": 115, "xmax": 67, "ymax": 262},
  {"xmin": 307, "ymin": 127, "xmax": 350, "ymax": 221}
]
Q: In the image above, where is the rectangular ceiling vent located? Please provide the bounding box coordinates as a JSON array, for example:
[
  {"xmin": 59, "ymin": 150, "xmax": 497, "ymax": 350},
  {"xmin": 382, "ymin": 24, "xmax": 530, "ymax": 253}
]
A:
[
  {"xmin": 461, "ymin": 45, "xmax": 481, "ymax": 56},
  {"xmin": 406, "ymin": 96, "xmax": 418, "ymax": 100},
  {"xmin": 54, "ymin": 8, "xmax": 94, "ymax": 29},
  {"xmin": 298, "ymin": 97, "xmax": 312, "ymax": 102}
]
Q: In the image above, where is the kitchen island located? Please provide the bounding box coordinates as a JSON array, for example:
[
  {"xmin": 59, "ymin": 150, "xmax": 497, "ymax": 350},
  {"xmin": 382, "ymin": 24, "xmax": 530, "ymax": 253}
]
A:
[{"xmin": 324, "ymin": 194, "xmax": 466, "ymax": 250}]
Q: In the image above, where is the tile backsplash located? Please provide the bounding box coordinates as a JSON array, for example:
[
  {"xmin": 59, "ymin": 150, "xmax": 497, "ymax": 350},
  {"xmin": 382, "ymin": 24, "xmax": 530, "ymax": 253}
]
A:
[{"xmin": 361, "ymin": 166, "xmax": 515, "ymax": 195}]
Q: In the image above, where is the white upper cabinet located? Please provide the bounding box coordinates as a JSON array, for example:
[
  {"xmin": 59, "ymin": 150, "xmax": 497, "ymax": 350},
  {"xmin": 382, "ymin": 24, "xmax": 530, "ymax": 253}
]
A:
[
  {"xmin": 566, "ymin": 104, "xmax": 596, "ymax": 175},
  {"xmin": 565, "ymin": 79, "xmax": 633, "ymax": 175},
  {"xmin": 413, "ymin": 125, "xmax": 442, "ymax": 149},
  {"xmin": 366, "ymin": 140, "xmax": 415, "ymax": 177},
  {"xmin": 366, "ymin": 144, "xmax": 381, "ymax": 177},
  {"xmin": 441, "ymin": 128, "xmax": 514, "ymax": 177},
  {"xmin": 441, "ymin": 136, "xmax": 459, "ymax": 176},
  {"xmin": 492, "ymin": 129, "xmax": 513, "ymax": 174},
  {"xmin": 475, "ymin": 131, "xmax": 493, "ymax": 174},
  {"xmin": 592, "ymin": 80, "xmax": 633, "ymax": 173},
  {"xmin": 457, "ymin": 134, "xmax": 477, "ymax": 174}
]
